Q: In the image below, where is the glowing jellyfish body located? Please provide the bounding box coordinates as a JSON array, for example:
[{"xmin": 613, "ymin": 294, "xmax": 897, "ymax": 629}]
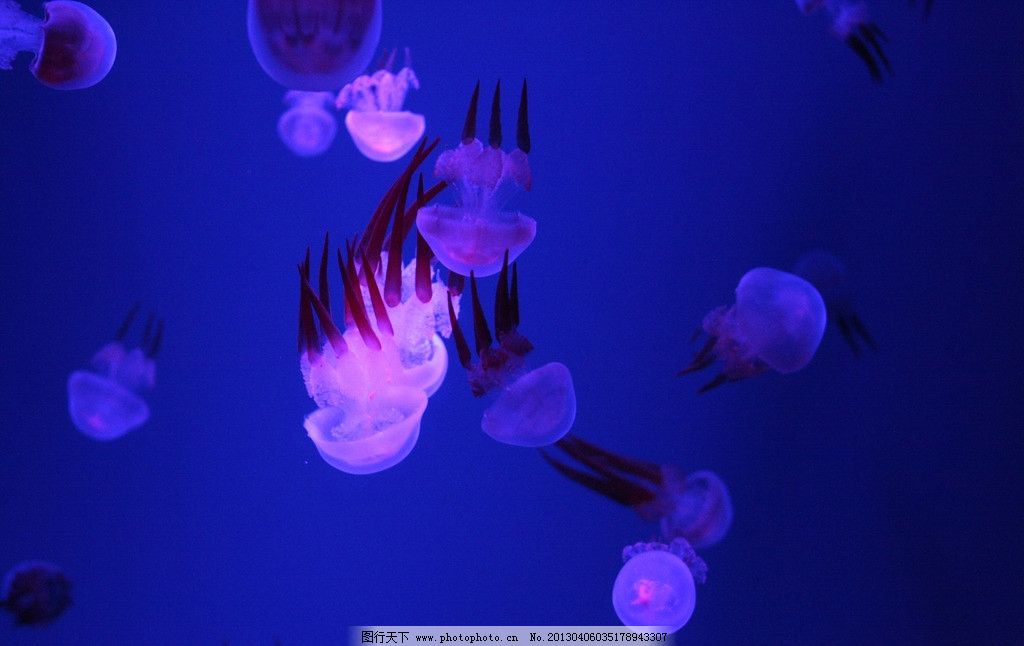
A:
[
  {"xmin": 247, "ymin": 0, "xmax": 381, "ymax": 91},
  {"xmin": 0, "ymin": 0, "xmax": 115, "ymax": 89},
  {"xmin": 1, "ymin": 561, "xmax": 72, "ymax": 626},
  {"xmin": 795, "ymin": 0, "xmax": 890, "ymax": 81},
  {"xmin": 278, "ymin": 91, "xmax": 337, "ymax": 157},
  {"xmin": 794, "ymin": 249, "xmax": 876, "ymax": 356},
  {"xmin": 417, "ymin": 81, "xmax": 536, "ymax": 278},
  {"xmin": 613, "ymin": 540, "xmax": 706, "ymax": 633}
]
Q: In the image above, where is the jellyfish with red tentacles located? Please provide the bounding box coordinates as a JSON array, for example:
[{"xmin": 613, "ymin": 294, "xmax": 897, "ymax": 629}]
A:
[
  {"xmin": 417, "ymin": 80, "xmax": 536, "ymax": 278},
  {"xmin": 1, "ymin": 561, "xmax": 72, "ymax": 626},
  {"xmin": 793, "ymin": 249, "xmax": 877, "ymax": 357},
  {"xmin": 1, "ymin": 0, "xmax": 116, "ymax": 90},
  {"xmin": 795, "ymin": 1, "xmax": 891, "ymax": 82}
]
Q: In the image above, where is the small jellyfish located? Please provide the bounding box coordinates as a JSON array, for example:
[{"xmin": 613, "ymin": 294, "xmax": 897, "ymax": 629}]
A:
[
  {"xmin": 278, "ymin": 90, "xmax": 337, "ymax": 157},
  {"xmin": 613, "ymin": 539, "xmax": 706, "ymax": 633},
  {"xmin": 336, "ymin": 48, "xmax": 425, "ymax": 162},
  {"xmin": 416, "ymin": 81, "xmax": 536, "ymax": 278},
  {"xmin": 247, "ymin": 0, "xmax": 381, "ymax": 91},
  {"xmin": 67, "ymin": 306, "xmax": 163, "ymax": 441},
  {"xmin": 793, "ymin": 249, "xmax": 877, "ymax": 356},
  {"xmin": 679, "ymin": 267, "xmax": 826, "ymax": 393},
  {"xmin": 0, "ymin": 0, "xmax": 116, "ymax": 90},
  {"xmin": 795, "ymin": 1, "xmax": 891, "ymax": 81},
  {"xmin": 1, "ymin": 561, "xmax": 72, "ymax": 626},
  {"xmin": 543, "ymin": 435, "xmax": 732, "ymax": 548}
]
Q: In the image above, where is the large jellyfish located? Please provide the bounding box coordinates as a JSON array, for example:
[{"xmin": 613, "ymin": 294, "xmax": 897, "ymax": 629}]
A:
[
  {"xmin": 0, "ymin": 0, "xmax": 116, "ymax": 90},
  {"xmin": 416, "ymin": 81, "xmax": 536, "ymax": 278},
  {"xmin": 543, "ymin": 434, "xmax": 733, "ymax": 549},
  {"xmin": 1, "ymin": 561, "xmax": 72, "ymax": 626},
  {"xmin": 613, "ymin": 539, "xmax": 707, "ymax": 633},
  {"xmin": 67, "ymin": 306, "xmax": 162, "ymax": 441},
  {"xmin": 336, "ymin": 49, "xmax": 424, "ymax": 162},
  {"xmin": 793, "ymin": 249, "xmax": 876, "ymax": 356},
  {"xmin": 247, "ymin": 0, "xmax": 381, "ymax": 91},
  {"xmin": 278, "ymin": 91, "xmax": 337, "ymax": 157},
  {"xmin": 795, "ymin": 0, "xmax": 891, "ymax": 81},
  {"xmin": 679, "ymin": 267, "xmax": 826, "ymax": 393}
]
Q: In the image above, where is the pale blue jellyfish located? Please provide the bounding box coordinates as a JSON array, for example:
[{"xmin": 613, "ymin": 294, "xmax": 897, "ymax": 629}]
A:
[
  {"xmin": 794, "ymin": 249, "xmax": 876, "ymax": 356},
  {"xmin": 336, "ymin": 49, "xmax": 425, "ymax": 162},
  {"xmin": 67, "ymin": 306, "xmax": 162, "ymax": 441},
  {"xmin": 1, "ymin": 561, "xmax": 72, "ymax": 626},
  {"xmin": 795, "ymin": 0, "xmax": 891, "ymax": 81},
  {"xmin": 679, "ymin": 267, "xmax": 826, "ymax": 392},
  {"xmin": 612, "ymin": 539, "xmax": 707, "ymax": 633},
  {"xmin": 1, "ymin": 0, "xmax": 115, "ymax": 89},
  {"xmin": 278, "ymin": 91, "xmax": 337, "ymax": 157}
]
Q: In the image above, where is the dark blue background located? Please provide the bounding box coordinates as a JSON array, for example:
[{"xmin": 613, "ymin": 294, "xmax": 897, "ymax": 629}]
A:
[{"xmin": 1, "ymin": 1, "xmax": 1022, "ymax": 644}]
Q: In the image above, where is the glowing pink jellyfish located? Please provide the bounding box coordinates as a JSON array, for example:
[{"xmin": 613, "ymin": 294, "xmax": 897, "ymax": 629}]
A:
[
  {"xmin": 247, "ymin": 0, "xmax": 381, "ymax": 91},
  {"xmin": 679, "ymin": 267, "xmax": 826, "ymax": 393},
  {"xmin": 0, "ymin": 0, "xmax": 116, "ymax": 90},
  {"xmin": 336, "ymin": 48, "xmax": 424, "ymax": 162},
  {"xmin": 1, "ymin": 561, "xmax": 72, "ymax": 626},
  {"xmin": 794, "ymin": 249, "xmax": 876, "ymax": 356},
  {"xmin": 446, "ymin": 256, "xmax": 576, "ymax": 447},
  {"xmin": 67, "ymin": 306, "xmax": 162, "ymax": 441},
  {"xmin": 278, "ymin": 90, "xmax": 337, "ymax": 157},
  {"xmin": 613, "ymin": 539, "xmax": 707, "ymax": 633},
  {"xmin": 416, "ymin": 81, "xmax": 536, "ymax": 278},
  {"xmin": 543, "ymin": 435, "xmax": 732, "ymax": 549},
  {"xmin": 795, "ymin": 0, "xmax": 891, "ymax": 81}
]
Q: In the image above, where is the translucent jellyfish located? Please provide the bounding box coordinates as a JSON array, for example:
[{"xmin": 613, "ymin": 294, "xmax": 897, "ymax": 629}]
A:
[
  {"xmin": 247, "ymin": 0, "xmax": 381, "ymax": 91},
  {"xmin": 278, "ymin": 91, "xmax": 337, "ymax": 157},
  {"xmin": 416, "ymin": 81, "xmax": 536, "ymax": 278},
  {"xmin": 795, "ymin": 1, "xmax": 891, "ymax": 81},
  {"xmin": 336, "ymin": 49, "xmax": 424, "ymax": 162},
  {"xmin": 612, "ymin": 539, "xmax": 707, "ymax": 633},
  {"xmin": 1, "ymin": 561, "xmax": 72, "ymax": 626},
  {"xmin": 67, "ymin": 306, "xmax": 163, "ymax": 441},
  {"xmin": 793, "ymin": 249, "xmax": 877, "ymax": 356},
  {"xmin": 1, "ymin": 0, "xmax": 116, "ymax": 90},
  {"xmin": 543, "ymin": 435, "xmax": 733, "ymax": 548},
  {"xmin": 679, "ymin": 267, "xmax": 826, "ymax": 393}
]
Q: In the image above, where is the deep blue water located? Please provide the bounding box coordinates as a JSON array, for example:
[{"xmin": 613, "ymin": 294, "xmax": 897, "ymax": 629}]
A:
[{"xmin": 1, "ymin": 1, "xmax": 1022, "ymax": 644}]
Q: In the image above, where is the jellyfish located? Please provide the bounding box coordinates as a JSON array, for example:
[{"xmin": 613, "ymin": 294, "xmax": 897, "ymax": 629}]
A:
[
  {"xmin": 543, "ymin": 434, "xmax": 732, "ymax": 549},
  {"xmin": 67, "ymin": 306, "xmax": 162, "ymax": 441},
  {"xmin": 416, "ymin": 80, "xmax": 536, "ymax": 278},
  {"xmin": 678, "ymin": 267, "xmax": 826, "ymax": 393},
  {"xmin": 613, "ymin": 539, "xmax": 707, "ymax": 633},
  {"xmin": 795, "ymin": 1, "xmax": 891, "ymax": 81},
  {"xmin": 278, "ymin": 90, "xmax": 337, "ymax": 157},
  {"xmin": 336, "ymin": 48, "xmax": 425, "ymax": 162},
  {"xmin": 247, "ymin": 0, "xmax": 381, "ymax": 91},
  {"xmin": 793, "ymin": 249, "xmax": 876, "ymax": 356},
  {"xmin": 0, "ymin": 0, "xmax": 116, "ymax": 90},
  {"xmin": 1, "ymin": 561, "xmax": 72, "ymax": 626}
]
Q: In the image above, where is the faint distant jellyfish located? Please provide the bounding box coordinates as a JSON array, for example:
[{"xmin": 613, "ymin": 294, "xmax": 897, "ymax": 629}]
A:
[
  {"xmin": 278, "ymin": 91, "xmax": 337, "ymax": 157},
  {"xmin": 679, "ymin": 267, "xmax": 826, "ymax": 392},
  {"xmin": 247, "ymin": 0, "xmax": 381, "ymax": 91},
  {"xmin": 793, "ymin": 249, "xmax": 876, "ymax": 356},
  {"xmin": 1, "ymin": 561, "xmax": 72, "ymax": 626},
  {"xmin": 336, "ymin": 49, "xmax": 425, "ymax": 162},
  {"xmin": 795, "ymin": 0, "xmax": 890, "ymax": 81},
  {"xmin": 613, "ymin": 539, "xmax": 706, "ymax": 633},
  {"xmin": 417, "ymin": 81, "xmax": 536, "ymax": 277},
  {"xmin": 543, "ymin": 435, "xmax": 733, "ymax": 548},
  {"xmin": 0, "ymin": 0, "xmax": 116, "ymax": 89},
  {"xmin": 67, "ymin": 306, "xmax": 163, "ymax": 441}
]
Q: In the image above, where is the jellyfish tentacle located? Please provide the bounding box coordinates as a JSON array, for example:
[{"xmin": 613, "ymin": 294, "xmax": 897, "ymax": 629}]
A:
[
  {"xmin": 141, "ymin": 314, "xmax": 155, "ymax": 348},
  {"xmin": 494, "ymin": 251, "xmax": 512, "ymax": 336},
  {"xmin": 448, "ymin": 291, "xmax": 472, "ymax": 369},
  {"xmin": 338, "ymin": 248, "xmax": 380, "ymax": 350},
  {"xmin": 509, "ymin": 262, "xmax": 520, "ymax": 329},
  {"xmin": 849, "ymin": 312, "xmax": 878, "ymax": 351},
  {"xmin": 360, "ymin": 250, "xmax": 394, "ymax": 337},
  {"xmin": 384, "ymin": 169, "xmax": 411, "ymax": 307},
  {"xmin": 145, "ymin": 320, "xmax": 165, "ymax": 358},
  {"xmin": 557, "ymin": 434, "xmax": 664, "ymax": 483},
  {"xmin": 468, "ymin": 272, "xmax": 493, "ymax": 354},
  {"xmin": 300, "ymin": 269, "xmax": 347, "ymax": 354},
  {"xmin": 846, "ymin": 33, "xmax": 883, "ymax": 82},
  {"xmin": 540, "ymin": 450, "xmax": 656, "ymax": 508},
  {"xmin": 678, "ymin": 336, "xmax": 718, "ymax": 376},
  {"xmin": 860, "ymin": 23, "xmax": 892, "ymax": 74},
  {"xmin": 448, "ymin": 272, "xmax": 466, "ymax": 296},
  {"xmin": 698, "ymin": 371, "xmax": 739, "ymax": 394},
  {"xmin": 462, "ymin": 81, "xmax": 481, "ymax": 144},
  {"xmin": 836, "ymin": 314, "xmax": 862, "ymax": 356},
  {"xmin": 516, "ymin": 79, "xmax": 531, "ymax": 153},
  {"xmin": 488, "ymin": 80, "xmax": 502, "ymax": 148},
  {"xmin": 414, "ymin": 175, "xmax": 435, "ymax": 304},
  {"xmin": 318, "ymin": 232, "xmax": 331, "ymax": 311},
  {"xmin": 115, "ymin": 304, "xmax": 140, "ymax": 341}
]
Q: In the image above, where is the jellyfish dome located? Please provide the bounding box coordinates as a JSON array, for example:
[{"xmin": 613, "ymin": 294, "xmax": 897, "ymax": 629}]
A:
[
  {"xmin": 278, "ymin": 91, "xmax": 337, "ymax": 157},
  {"xmin": 247, "ymin": 0, "xmax": 381, "ymax": 91},
  {"xmin": 1, "ymin": 561, "xmax": 72, "ymax": 626},
  {"xmin": 660, "ymin": 470, "xmax": 733, "ymax": 549},
  {"xmin": 613, "ymin": 540, "xmax": 704, "ymax": 633},
  {"xmin": 481, "ymin": 361, "xmax": 576, "ymax": 447}
]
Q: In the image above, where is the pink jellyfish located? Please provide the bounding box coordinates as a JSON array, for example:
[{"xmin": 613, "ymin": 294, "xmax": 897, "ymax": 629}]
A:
[
  {"xmin": 0, "ymin": 0, "xmax": 116, "ymax": 90},
  {"xmin": 278, "ymin": 90, "xmax": 337, "ymax": 157},
  {"xmin": 795, "ymin": 0, "xmax": 891, "ymax": 81},
  {"xmin": 793, "ymin": 249, "xmax": 876, "ymax": 356},
  {"xmin": 416, "ymin": 81, "xmax": 536, "ymax": 278},
  {"xmin": 543, "ymin": 434, "xmax": 732, "ymax": 549},
  {"xmin": 1, "ymin": 561, "xmax": 72, "ymax": 626},
  {"xmin": 336, "ymin": 48, "xmax": 425, "ymax": 162},
  {"xmin": 613, "ymin": 539, "xmax": 707, "ymax": 632},
  {"xmin": 67, "ymin": 306, "xmax": 162, "ymax": 441},
  {"xmin": 679, "ymin": 267, "xmax": 826, "ymax": 393},
  {"xmin": 247, "ymin": 0, "xmax": 381, "ymax": 91}
]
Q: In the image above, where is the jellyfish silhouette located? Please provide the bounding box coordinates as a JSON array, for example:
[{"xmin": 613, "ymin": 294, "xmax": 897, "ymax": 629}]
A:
[
  {"xmin": 0, "ymin": 0, "xmax": 116, "ymax": 89},
  {"xmin": 278, "ymin": 90, "xmax": 337, "ymax": 157},
  {"xmin": 67, "ymin": 306, "xmax": 163, "ymax": 441},
  {"xmin": 1, "ymin": 561, "xmax": 72, "ymax": 626},
  {"xmin": 793, "ymin": 249, "xmax": 877, "ymax": 356},
  {"xmin": 247, "ymin": 0, "xmax": 381, "ymax": 91},
  {"xmin": 613, "ymin": 539, "xmax": 707, "ymax": 632},
  {"xmin": 795, "ymin": 1, "xmax": 891, "ymax": 81}
]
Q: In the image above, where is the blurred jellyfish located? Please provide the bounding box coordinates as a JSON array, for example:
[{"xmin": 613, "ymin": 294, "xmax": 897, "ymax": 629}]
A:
[
  {"xmin": 793, "ymin": 249, "xmax": 876, "ymax": 356},
  {"xmin": 1, "ymin": 561, "xmax": 72, "ymax": 626},
  {"xmin": 613, "ymin": 539, "xmax": 706, "ymax": 633},
  {"xmin": 247, "ymin": 0, "xmax": 381, "ymax": 91},
  {"xmin": 679, "ymin": 267, "xmax": 826, "ymax": 393},
  {"xmin": 67, "ymin": 306, "xmax": 163, "ymax": 441},
  {"xmin": 417, "ymin": 81, "xmax": 536, "ymax": 278},
  {"xmin": 795, "ymin": 0, "xmax": 891, "ymax": 81},
  {"xmin": 543, "ymin": 434, "xmax": 732, "ymax": 548},
  {"xmin": 278, "ymin": 90, "xmax": 337, "ymax": 157},
  {"xmin": 336, "ymin": 48, "xmax": 425, "ymax": 162},
  {"xmin": 0, "ymin": 0, "xmax": 116, "ymax": 89}
]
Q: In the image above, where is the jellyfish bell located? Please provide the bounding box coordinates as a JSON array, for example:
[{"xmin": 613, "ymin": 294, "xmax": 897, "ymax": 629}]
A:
[
  {"xmin": 278, "ymin": 90, "xmax": 337, "ymax": 157},
  {"xmin": 1, "ymin": 561, "xmax": 72, "ymax": 626},
  {"xmin": 417, "ymin": 202, "xmax": 536, "ymax": 278},
  {"xmin": 613, "ymin": 540, "xmax": 705, "ymax": 633},
  {"xmin": 481, "ymin": 361, "xmax": 576, "ymax": 447},
  {"xmin": 659, "ymin": 470, "xmax": 733, "ymax": 549}
]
